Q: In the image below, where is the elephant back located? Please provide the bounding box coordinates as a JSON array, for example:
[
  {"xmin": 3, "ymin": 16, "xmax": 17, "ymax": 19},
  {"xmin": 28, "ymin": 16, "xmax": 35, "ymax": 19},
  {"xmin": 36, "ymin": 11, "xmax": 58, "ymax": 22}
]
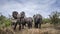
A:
[{"xmin": 25, "ymin": 17, "xmax": 33, "ymax": 24}]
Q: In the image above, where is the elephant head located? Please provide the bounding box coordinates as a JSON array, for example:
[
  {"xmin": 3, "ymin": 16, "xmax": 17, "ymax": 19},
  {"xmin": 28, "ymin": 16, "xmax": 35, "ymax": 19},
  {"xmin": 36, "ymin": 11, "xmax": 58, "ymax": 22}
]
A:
[
  {"xmin": 33, "ymin": 14, "xmax": 42, "ymax": 28},
  {"xmin": 33, "ymin": 14, "xmax": 42, "ymax": 23},
  {"xmin": 12, "ymin": 11, "xmax": 18, "ymax": 19},
  {"xmin": 20, "ymin": 11, "xmax": 25, "ymax": 18}
]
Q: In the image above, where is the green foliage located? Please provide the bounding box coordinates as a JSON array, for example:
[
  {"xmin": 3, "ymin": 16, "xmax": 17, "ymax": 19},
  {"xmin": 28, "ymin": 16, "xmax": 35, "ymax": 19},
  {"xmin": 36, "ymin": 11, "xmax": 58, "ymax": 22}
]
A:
[
  {"xmin": 0, "ymin": 15, "xmax": 6, "ymax": 24},
  {"xmin": 42, "ymin": 18, "xmax": 50, "ymax": 24},
  {"xmin": 0, "ymin": 15, "xmax": 11, "ymax": 27},
  {"xmin": 49, "ymin": 11, "xmax": 60, "ymax": 25},
  {"xmin": 4, "ymin": 19, "xmax": 11, "ymax": 27}
]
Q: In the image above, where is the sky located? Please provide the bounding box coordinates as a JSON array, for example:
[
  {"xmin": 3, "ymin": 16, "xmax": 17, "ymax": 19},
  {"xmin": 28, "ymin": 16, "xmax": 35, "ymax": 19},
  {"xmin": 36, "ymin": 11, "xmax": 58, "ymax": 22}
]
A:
[{"xmin": 0, "ymin": 0, "xmax": 60, "ymax": 18}]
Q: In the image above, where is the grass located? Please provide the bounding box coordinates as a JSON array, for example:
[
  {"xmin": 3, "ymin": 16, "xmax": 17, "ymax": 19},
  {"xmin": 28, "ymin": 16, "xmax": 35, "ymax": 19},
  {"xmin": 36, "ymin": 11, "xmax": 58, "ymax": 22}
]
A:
[{"xmin": 0, "ymin": 23, "xmax": 60, "ymax": 34}]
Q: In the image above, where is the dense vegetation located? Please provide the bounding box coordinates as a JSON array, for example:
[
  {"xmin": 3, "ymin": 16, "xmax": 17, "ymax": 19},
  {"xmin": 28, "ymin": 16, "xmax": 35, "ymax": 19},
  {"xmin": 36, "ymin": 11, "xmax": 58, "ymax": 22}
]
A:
[
  {"xmin": 0, "ymin": 15, "xmax": 11, "ymax": 28},
  {"xmin": 42, "ymin": 11, "xmax": 60, "ymax": 25},
  {"xmin": 49, "ymin": 11, "xmax": 60, "ymax": 25}
]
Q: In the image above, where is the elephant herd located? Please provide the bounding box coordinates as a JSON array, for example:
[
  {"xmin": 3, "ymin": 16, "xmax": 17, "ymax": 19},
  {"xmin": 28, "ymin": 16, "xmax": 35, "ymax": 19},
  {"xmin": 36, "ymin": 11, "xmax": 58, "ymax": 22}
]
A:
[{"xmin": 11, "ymin": 11, "xmax": 42, "ymax": 30}]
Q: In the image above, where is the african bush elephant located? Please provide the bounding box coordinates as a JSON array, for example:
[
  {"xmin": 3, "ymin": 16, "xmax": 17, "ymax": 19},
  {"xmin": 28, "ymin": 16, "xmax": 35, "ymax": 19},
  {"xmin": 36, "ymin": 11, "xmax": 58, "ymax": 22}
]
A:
[
  {"xmin": 25, "ymin": 17, "xmax": 33, "ymax": 29},
  {"xmin": 16, "ymin": 17, "xmax": 33, "ymax": 29},
  {"xmin": 12, "ymin": 11, "xmax": 21, "ymax": 30},
  {"xmin": 12, "ymin": 11, "xmax": 26, "ymax": 30},
  {"xmin": 33, "ymin": 14, "xmax": 42, "ymax": 28},
  {"xmin": 19, "ymin": 12, "xmax": 33, "ymax": 29},
  {"xmin": 11, "ymin": 11, "xmax": 18, "ymax": 26}
]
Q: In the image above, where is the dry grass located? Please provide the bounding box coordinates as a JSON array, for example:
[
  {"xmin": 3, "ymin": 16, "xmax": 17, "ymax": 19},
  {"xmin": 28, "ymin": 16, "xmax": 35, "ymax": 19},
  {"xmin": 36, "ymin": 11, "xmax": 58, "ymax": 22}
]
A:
[{"xmin": 0, "ymin": 23, "xmax": 60, "ymax": 34}]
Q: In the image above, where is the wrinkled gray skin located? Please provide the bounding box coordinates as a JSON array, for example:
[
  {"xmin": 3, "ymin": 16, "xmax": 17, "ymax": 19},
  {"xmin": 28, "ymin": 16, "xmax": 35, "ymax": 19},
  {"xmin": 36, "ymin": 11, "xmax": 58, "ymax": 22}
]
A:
[
  {"xmin": 12, "ymin": 11, "xmax": 26, "ymax": 30},
  {"xmin": 13, "ymin": 14, "xmax": 21, "ymax": 30},
  {"xmin": 12, "ymin": 11, "xmax": 18, "ymax": 19},
  {"xmin": 18, "ymin": 17, "xmax": 33, "ymax": 29},
  {"xmin": 19, "ymin": 12, "xmax": 33, "ymax": 29},
  {"xmin": 25, "ymin": 17, "xmax": 33, "ymax": 29},
  {"xmin": 12, "ymin": 11, "xmax": 21, "ymax": 30},
  {"xmin": 19, "ymin": 11, "xmax": 26, "ymax": 29},
  {"xmin": 33, "ymin": 14, "xmax": 42, "ymax": 28},
  {"xmin": 11, "ymin": 11, "xmax": 18, "ymax": 26}
]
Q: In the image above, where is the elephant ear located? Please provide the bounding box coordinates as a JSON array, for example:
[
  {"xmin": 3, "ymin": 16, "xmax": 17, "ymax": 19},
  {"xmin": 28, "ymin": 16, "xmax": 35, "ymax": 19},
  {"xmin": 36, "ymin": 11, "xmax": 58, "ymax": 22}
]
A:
[
  {"xmin": 33, "ymin": 14, "xmax": 37, "ymax": 18},
  {"xmin": 12, "ymin": 11, "xmax": 18, "ymax": 19},
  {"xmin": 33, "ymin": 15, "xmax": 35, "ymax": 18},
  {"xmin": 20, "ymin": 11, "xmax": 25, "ymax": 18}
]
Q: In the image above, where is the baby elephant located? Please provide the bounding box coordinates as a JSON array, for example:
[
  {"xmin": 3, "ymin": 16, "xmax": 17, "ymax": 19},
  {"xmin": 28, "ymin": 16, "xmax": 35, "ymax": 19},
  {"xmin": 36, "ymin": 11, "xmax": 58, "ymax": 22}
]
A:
[{"xmin": 25, "ymin": 17, "xmax": 33, "ymax": 29}]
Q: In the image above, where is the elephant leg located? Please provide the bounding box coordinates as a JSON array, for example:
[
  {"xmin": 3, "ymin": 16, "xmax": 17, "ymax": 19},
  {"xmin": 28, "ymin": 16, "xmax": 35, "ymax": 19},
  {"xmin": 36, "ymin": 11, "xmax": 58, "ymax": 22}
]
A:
[
  {"xmin": 19, "ymin": 23, "xmax": 21, "ymax": 30},
  {"xmin": 35, "ymin": 23, "xmax": 38, "ymax": 28},
  {"xmin": 36, "ymin": 23, "xmax": 38, "ymax": 28},
  {"xmin": 30, "ymin": 23, "xmax": 32, "ymax": 28},
  {"xmin": 28, "ymin": 22, "xmax": 31, "ymax": 29},
  {"xmin": 28, "ymin": 23, "xmax": 32, "ymax": 29},
  {"xmin": 24, "ymin": 22, "xmax": 27, "ymax": 27},
  {"xmin": 34, "ymin": 23, "xmax": 36, "ymax": 28},
  {"xmin": 22, "ymin": 24, "xmax": 25, "ymax": 29},
  {"xmin": 28, "ymin": 23, "xmax": 30, "ymax": 29},
  {"xmin": 22, "ymin": 22, "xmax": 26, "ymax": 29},
  {"xmin": 28, "ymin": 24, "xmax": 31, "ymax": 29},
  {"xmin": 14, "ymin": 22, "xmax": 17, "ymax": 30},
  {"xmin": 39, "ymin": 23, "xmax": 41, "ymax": 29}
]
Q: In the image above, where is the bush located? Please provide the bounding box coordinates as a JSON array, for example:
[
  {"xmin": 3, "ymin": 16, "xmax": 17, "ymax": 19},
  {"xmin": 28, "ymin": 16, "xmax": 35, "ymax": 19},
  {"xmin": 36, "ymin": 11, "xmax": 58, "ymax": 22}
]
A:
[
  {"xmin": 49, "ymin": 11, "xmax": 60, "ymax": 25},
  {"xmin": 4, "ymin": 19, "xmax": 11, "ymax": 27},
  {"xmin": 42, "ymin": 18, "xmax": 50, "ymax": 24},
  {"xmin": 0, "ymin": 15, "xmax": 11, "ymax": 28}
]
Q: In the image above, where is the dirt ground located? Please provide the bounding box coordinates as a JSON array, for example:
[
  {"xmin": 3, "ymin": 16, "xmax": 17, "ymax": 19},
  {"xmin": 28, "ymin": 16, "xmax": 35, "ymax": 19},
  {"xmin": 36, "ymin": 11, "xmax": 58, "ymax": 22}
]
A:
[{"xmin": 0, "ymin": 23, "xmax": 60, "ymax": 34}]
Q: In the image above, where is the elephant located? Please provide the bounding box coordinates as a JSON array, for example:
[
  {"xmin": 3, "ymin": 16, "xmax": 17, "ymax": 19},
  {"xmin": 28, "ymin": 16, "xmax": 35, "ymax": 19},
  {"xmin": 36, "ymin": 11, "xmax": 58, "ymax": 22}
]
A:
[
  {"xmin": 33, "ymin": 14, "xmax": 42, "ymax": 28},
  {"xmin": 18, "ymin": 17, "xmax": 33, "ymax": 29},
  {"xmin": 25, "ymin": 17, "xmax": 33, "ymax": 29},
  {"xmin": 19, "ymin": 11, "xmax": 26, "ymax": 29},
  {"xmin": 12, "ymin": 11, "xmax": 26, "ymax": 30},
  {"xmin": 11, "ymin": 11, "xmax": 18, "ymax": 26},
  {"xmin": 13, "ymin": 14, "xmax": 21, "ymax": 30},
  {"xmin": 12, "ymin": 11, "xmax": 21, "ymax": 30},
  {"xmin": 20, "ymin": 11, "xmax": 25, "ymax": 18},
  {"xmin": 17, "ymin": 17, "xmax": 33, "ymax": 29}
]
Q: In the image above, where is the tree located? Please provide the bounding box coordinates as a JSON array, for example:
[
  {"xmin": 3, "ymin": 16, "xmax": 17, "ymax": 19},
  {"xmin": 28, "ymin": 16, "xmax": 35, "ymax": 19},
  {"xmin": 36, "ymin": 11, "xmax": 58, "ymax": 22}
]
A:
[{"xmin": 49, "ymin": 11, "xmax": 60, "ymax": 25}]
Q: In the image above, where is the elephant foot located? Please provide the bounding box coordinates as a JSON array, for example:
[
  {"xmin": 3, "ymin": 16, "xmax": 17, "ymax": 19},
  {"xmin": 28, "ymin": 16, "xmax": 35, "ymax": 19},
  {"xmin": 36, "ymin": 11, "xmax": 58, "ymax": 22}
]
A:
[
  {"xmin": 13, "ymin": 27, "xmax": 16, "ymax": 31},
  {"xmin": 19, "ymin": 28, "xmax": 21, "ymax": 31},
  {"xmin": 19, "ymin": 26, "xmax": 21, "ymax": 30},
  {"xmin": 35, "ymin": 26, "xmax": 38, "ymax": 28},
  {"xmin": 28, "ymin": 27, "xmax": 30, "ymax": 29},
  {"xmin": 39, "ymin": 25, "xmax": 41, "ymax": 29}
]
